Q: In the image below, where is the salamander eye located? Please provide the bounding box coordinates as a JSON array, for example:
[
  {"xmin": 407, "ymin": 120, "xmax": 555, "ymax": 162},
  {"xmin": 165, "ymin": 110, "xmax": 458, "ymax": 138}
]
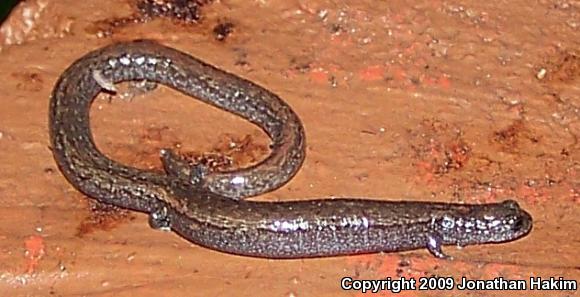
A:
[
  {"xmin": 512, "ymin": 216, "xmax": 524, "ymax": 230},
  {"xmin": 439, "ymin": 215, "xmax": 455, "ymax": 229}
]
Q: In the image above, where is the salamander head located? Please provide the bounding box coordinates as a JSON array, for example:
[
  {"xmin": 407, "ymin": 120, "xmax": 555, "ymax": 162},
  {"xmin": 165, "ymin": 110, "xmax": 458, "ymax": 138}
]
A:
[{"xmin": 431, "ymin": 200, "xmax": 533, "ymax": 247}]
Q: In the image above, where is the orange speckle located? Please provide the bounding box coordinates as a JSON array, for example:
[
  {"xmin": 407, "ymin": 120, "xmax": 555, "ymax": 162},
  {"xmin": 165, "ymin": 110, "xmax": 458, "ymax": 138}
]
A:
[
  {"xmin": 421, "ymin": 75, "xmax": 451, "ymax": 89},
  {"xmin": 309, "ymin": 68, "xmax": 329, "ymax": 84},
  {"xmin": 392, "ymin": 66, "xmax": 407, "ymax": 82},
  {"xmin": 414, "ymin": 161, "xmax": 435, "ymax": 184},
  {"xmin": 422, "ymin": 76, "xmax": 436, "ymax": 86},
  {"xmin": 438, "ymin": 76, "xmax": 451, "ymax": 89},
  {"xmin": 404, "ymin": 42, "xmax": 420, "ymax": 55},
  {"xmin": 330, "ymin": 33, "xmax": 354, "ymax": 46},
  {"xmin": 516, "ymin": 185, "xmax": 549, "ymax": 204},
  {"xmin": 392, "ymin": 13, "xmax": 404, "ymax": 23},
  {"xmin": 482, "ymin": 262, "xmax": 522, "ymax": 278},
  {"xmin": 571, "ymin": 187, "xmax": 579, "ymax": 204},
  {"xmin": 24, "ymin": 235, "xmax": 45, "ymax": 274},
  {"xmin": 359, "ymin": 65, "xmax": 386, "ymax": 81}
]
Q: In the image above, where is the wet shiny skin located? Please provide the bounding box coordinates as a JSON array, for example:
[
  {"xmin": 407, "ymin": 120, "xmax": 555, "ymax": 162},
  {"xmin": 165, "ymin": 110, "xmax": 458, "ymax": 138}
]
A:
[{"xmin": 49, "ymin": 40, "xmax": 532, "ymax": 258}]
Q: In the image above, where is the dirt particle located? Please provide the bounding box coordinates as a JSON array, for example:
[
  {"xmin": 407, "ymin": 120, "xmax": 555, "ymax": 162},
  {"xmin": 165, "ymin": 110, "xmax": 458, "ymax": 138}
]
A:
[
  {"xmin": 410, "ymin": 119, "xmax": 471, "ymax": 177},
  {"xmin": 213, "ymin": 21, "xmax": 235, "ymax": 41},
  {"xmin": 93, "ymin": 0, "xmax": 213, "ymax": 36},
  {"xmin": 178, "ymin": 134, "xmax": 269, "ymax": 171},
  {"xmin": 398, "ymin": 259, "xmax": 411, "ymax": 267},
  {"xmin": 493, "ymin": 121, "xmax": 522, "ymax": 147},
  {"xmin": 181, "ymin": 151, "xmax": 234, "ymax": 170},
  {"xmin": 90, "ymin": 17, "xmax": 141, "ymax": 38},
  {"xmin": 142, "ymin": 125, "xmax": 172, "ymax": 143},
  {"xmin": 76, "ymin": 201, "xmax": 134, "ymax": 237},
  {"xmin": 13, "ymin": 72, "xmax": 44, "ymax": 92},
  {"xmin": 536, "ymin": 68, "xmax": 547, "ymax": 80},
  {"xmin": 539, "ymin": 50, "xmax": 579, "ymax": 83},
  {"xmin": 491, "ymin": 120, "xmax": 539, "ymax": 153},
  {"xmin": 232, "ymin": 47, "xmax": 250, "ymax": 67},
  {"xmin": 137, "ymin": 0, "xmax": 212, "ymax": 24},
  {"xmin": 289, "ymin": 57, "xmax": 313, "ymax": 73}
]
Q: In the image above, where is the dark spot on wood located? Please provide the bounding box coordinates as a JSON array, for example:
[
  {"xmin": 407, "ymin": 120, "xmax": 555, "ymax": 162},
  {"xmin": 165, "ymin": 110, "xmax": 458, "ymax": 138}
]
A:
[
  {"xmin": 137, "ymin": 0, "xmax": 213, "ymax": 24},
  {"xmin": 213, "ymin": 21, "xmax": 235, "ymax": 41},
  {"xmin": 540, "ymin": 50, "xmax": 579, "ymax": 83},
  {"xmin": 76, "ymin": 200, "xmax": 134, "ymax": 236}
]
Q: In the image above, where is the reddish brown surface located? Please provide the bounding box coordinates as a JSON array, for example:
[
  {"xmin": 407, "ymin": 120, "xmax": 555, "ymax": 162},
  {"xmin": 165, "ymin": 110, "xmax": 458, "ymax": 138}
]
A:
[{"xmin": 0, "ymin": 0, "xmax": 578, "ymax": 296}]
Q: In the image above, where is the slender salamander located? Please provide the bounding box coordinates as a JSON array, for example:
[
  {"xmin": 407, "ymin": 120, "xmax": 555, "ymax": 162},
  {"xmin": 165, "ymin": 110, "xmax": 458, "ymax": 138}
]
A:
[{"xmin": 49, "ymin": 40, "xmax": 532, "ymax": 258}]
